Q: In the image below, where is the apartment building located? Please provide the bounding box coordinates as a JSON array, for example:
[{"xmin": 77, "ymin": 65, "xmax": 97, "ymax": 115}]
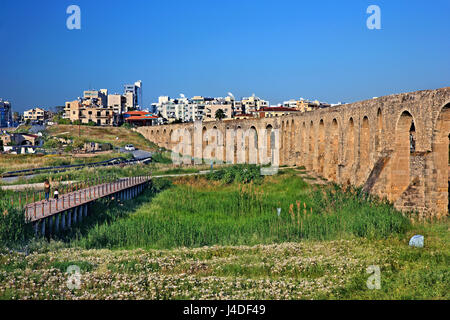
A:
[
  {"xmin": 83, "ymin": 89, "xmax": 108, "ymax": 107},
  {"xmin": 255, "ymin": 107, "xmax": 302, "ymax": 118},
  {"xmin": 241, "ymin": 95, "xmax": 269, "ymax": 113},
  {"xmin": 23, "ymin": 107, "xmax": 47, "ymax": 121},
  {"xmin": 65, "ymin": 100, "xmax": 115, "ymax": 126},
  {"xmin": 108, "ymin": 94, "xmax": 127, "ymax": 114},
  {"xmin": 203, "ymin": 103, "xmax": 233, "ymax": 122},
  {"xmin": 124, "ymin": 80, "xmax": 142, "ymax": 108},
  {"xmin": 0, "ymin": 99, "xmax": 12, "ymax": 128}
]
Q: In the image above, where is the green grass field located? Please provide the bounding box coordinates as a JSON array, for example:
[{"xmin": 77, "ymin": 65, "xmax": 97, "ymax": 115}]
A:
[
  {"xmin": 0, "ymin": 167, "xmax": 448, "ymax": 300},
  {"xmin": 76, "ymin": 169, "xmax": 410, "ymax": 250}
]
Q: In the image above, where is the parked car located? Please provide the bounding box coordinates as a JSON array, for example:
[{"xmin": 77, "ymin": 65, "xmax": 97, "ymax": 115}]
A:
[{"xmin": 124, "ymin": 144, "xmax": 135, "ymax": 151}]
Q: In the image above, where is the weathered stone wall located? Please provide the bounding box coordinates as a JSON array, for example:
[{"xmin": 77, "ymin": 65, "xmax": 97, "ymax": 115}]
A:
[{"xmin": 138, "ymin": 87, "xmax": 450, "ymax": 217}]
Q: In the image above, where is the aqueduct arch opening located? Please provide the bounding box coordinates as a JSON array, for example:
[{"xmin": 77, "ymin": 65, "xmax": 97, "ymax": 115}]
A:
[
  {"xmin": 301, "ymin": 122, "xmax": 306, "ymax": 166},
  {"xmin": 345, "ymin": 117, "xmax": 356, "ymax": 185},
  {"xmin": 290, "ymin": 119, "xmax": 295, "ymax": 165},
  {"xmin": 266, "ymin": 124, "xmax": 273, "ymax": 164},
  {"xmin": 359, "ymin": 116, "xmax": 370, "ymax": 184},
  {"xmin": 327, "ymin": 119, "xmax": 339, "ymax": 181},
  {"xmin": 390, "ymin": 111, "xmax": 415, "ymax": 201},
  {"xmin": 375, "ymin": 108, "xmax": 383, "ymax": 152},
  {"xmin": 317, "ymin": 120, "xmax": 325, "ymax": 176},
  {"xmin": 431, "ymin": 103, "xmax": 450, "ymax": 216},
  {"xmin": 307, "ymin": 121, "xmax": 315, "ymax": 171}
]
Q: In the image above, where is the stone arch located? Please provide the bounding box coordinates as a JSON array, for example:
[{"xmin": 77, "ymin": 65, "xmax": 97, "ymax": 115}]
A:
[
  {"xmin": 307, "ymin": 120, "xmax": 315, "ymax": 170},
  {"xmin": 236, "ymin": 126, "xmax": 243, "ymax": 163},
  {"xmin": 317, "ymin": 119, "xmax": 325, "ymax": 176},
  {"xmin": 280, "ymin": 121, "xmax": 285, "ymax": 165},
  {"xmin": 189, "ymin": 128, "xmax": 194, "ymax": 159},
  {"xmin": 326, "ymin": 118, "xmax": 339, "ymax": 180},
  {"xmin": 202, "ymin": 126, "xmax": 207, "ymax": 163},
  {"xmin": 300, "ymin": 122, "xmax": 306, "ymax": 166},
  {"xmin": 390, "ymin": 111, "xmax": 415, "ymax": 201},
  {"xmin": 430, "ymin": 103, "xmax": 450, "ymax": 216},
  {"xmin": 246, "ymin": 126, "xmax": 258, "ymax": 164},
  {"xmin": 359, "ymin": 116, "xmax": 370, "ymax": 183},
  {"xmin": 284, "ymin": 120, "xmax": 290, "ymax": 165},
  {"xmin": 262, "ymin": 124, "xmax": 273, "ymax": 164},
  {"xmin": 163, "ymin": 129, "xmax": 167, "ymax": 148},
  {"xmin": 290, "ymin": 119, "xmax": 295, "ymax": 165},
  {"xmin": 225, "ymin": 126, "xmax": 235, "ymax": 164},
  {"xmin": 207, "ymin": 126, "xmax": 219, "ymax": 160},
  {"xmin": 345, "ymin": 117, "xmax": 356, "ymax": 185},
  {"xmin": 169, "ymin": 129, "xmax": 174, "ymax": 150},
  {"xmin": 375, "ymin": 108, "xmax": 383, "ymax": 152}
]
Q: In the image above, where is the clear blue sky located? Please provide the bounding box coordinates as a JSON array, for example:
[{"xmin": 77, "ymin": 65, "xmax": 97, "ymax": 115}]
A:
[{"xmin": 1, "ymin": 0, "xmax": 449, "ymax": 112}]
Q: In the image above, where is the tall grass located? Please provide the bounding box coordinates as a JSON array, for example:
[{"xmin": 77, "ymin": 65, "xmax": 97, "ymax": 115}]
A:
[
  {"xmin": 77, "ymin": 171, "xmax": 411, "ymax": 250},
  {"xmin": 0, "ymin": 202, "xmax": 33, "ymax": 247}
]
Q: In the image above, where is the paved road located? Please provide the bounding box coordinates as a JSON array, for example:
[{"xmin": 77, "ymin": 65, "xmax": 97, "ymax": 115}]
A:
[
  {"xmin": 118, "ymin": 148, "xmax": 152, "ymax": 160},
  {"xmin": 1, "ymin": 174, "xmax": 39, "ymax": 184}
]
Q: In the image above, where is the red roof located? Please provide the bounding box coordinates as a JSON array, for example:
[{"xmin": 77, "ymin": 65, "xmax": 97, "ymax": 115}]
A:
[
  {"xmin": 126, "ymin": 116, "xmax": 158, "ymax": 121},
  {"xmin": 124, "ymin": 111, "xmax": 150, "ymax": 116}
]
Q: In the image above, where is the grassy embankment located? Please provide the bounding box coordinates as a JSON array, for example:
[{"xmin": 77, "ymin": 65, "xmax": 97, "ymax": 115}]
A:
[
  {"xmin": 46, "ymin": 124, "xmax": 157, "ymax": 151},
  {"xmin": 0, "ymin": 124, "xmax": 159, "ymax": 174},
  {"xmin": 0, "ymin": 166, "xmax": 448, "ymax": 299}
]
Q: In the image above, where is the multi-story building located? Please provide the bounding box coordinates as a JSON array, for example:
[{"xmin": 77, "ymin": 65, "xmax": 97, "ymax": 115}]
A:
[
  {"xmin": 283, "ymin": 99, "xmax": 299, "ymax": 109},
  {"xmin": 107, "ymin": 94, "xmax": 127, "ymax": 114},
  {"xmin": 295, "ymin": 99, "xmax": 331, "ymax": 112},
  {"xmin": 241, "ymin": 95, "xmax": 269, "ymax": 113},
  {"xmin": 155, "ymin": 94, "xmax": 271, "ymax": 123},
  {"xmin": 24, "ymin": 107, "xmax": 47, "ymax": 121},
  {"xmin": 255, "ymin": 107, "xmax": 302, "ymax": 118},
  {"xmin": 83, "ymin": 89, "xmax": 108, "ymax": 107},
  {"xmin": 0, "ymin": 99, "xmax": 12, "ymax": 128},
  {"xmin": 65, "ymin": 100, "xmax": 115, "ymax": 126},
  {"xmin": 124, "ymin": 80, "xmax": 142, "ymax": 109},
  {"xmin": 204, "ymin": 103, "xmax": 233, "ymax": 122}
]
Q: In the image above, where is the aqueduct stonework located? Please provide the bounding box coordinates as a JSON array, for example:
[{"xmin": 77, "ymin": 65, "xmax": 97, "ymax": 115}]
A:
[{"xmin": 138, "ymin": 87, "xmax": 450, "ymax": 218}]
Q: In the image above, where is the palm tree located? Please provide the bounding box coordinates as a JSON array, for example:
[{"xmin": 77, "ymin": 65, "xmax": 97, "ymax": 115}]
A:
[{"xmin": 215, "ymin": 109, "xmax": 226, "ymax": 120}]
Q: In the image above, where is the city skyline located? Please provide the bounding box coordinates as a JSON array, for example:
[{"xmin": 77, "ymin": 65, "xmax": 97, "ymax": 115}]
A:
[{"xmin": 1, "ymin": 0, "xmax": 450, "ymax": 112}]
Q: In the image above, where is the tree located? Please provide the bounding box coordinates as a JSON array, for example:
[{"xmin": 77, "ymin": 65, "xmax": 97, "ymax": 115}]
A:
[{"xmin": 215, "ymin": 109, "xmax": 226, "ymax": 121}]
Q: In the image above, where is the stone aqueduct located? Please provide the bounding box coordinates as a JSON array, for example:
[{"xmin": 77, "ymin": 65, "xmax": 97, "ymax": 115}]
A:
[{"xmin": 138, "ymin": 87, "xmax": 450, "ymax": 217}]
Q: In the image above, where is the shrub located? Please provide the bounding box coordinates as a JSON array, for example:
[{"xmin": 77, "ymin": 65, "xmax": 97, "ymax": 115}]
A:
[
  {"xmin": 150, "ymin": 178, "xmax": 172, "ymax": 193},
  {"xmin": 207, "ymin": 164, "xmax": 261, "ymax": 184},
  {"xmin": 152, "ymin": 152, "xmax": 172, "ymax": 164}
]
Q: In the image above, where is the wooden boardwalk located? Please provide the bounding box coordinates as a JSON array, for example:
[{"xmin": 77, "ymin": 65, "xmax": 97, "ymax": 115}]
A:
[{"xmin": 25, "ymin": 176, "xmax": 151, "ymax": 222}]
